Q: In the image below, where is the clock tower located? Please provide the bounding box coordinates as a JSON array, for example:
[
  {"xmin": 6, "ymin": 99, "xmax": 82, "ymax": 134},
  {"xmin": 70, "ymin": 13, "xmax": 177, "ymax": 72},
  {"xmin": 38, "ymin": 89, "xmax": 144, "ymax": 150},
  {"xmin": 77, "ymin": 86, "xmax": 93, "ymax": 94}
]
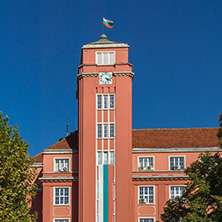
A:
[{"xmin": 77, "ymin": 34, "xmax": 134, "ymax": 222}]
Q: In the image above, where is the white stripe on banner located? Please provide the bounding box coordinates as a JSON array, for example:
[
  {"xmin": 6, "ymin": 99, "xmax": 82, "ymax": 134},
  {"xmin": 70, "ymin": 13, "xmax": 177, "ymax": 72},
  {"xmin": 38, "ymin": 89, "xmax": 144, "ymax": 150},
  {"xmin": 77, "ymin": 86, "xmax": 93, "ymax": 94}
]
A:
[{"xmin": 98, "ymin": 165, "xmax": 103, "ymax": 222}]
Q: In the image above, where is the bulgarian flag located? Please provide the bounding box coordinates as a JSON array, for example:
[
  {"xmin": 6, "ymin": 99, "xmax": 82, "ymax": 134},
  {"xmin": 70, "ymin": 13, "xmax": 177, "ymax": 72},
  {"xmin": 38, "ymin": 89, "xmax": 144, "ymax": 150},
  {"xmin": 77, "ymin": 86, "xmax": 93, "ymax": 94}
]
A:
[
  {"xmin": 98, "ymin": 164, "xmax": 114, "ymax": 222},
  {"xmin": 103, "ymin": 17, "xmax": 114, "ymax": 29}
]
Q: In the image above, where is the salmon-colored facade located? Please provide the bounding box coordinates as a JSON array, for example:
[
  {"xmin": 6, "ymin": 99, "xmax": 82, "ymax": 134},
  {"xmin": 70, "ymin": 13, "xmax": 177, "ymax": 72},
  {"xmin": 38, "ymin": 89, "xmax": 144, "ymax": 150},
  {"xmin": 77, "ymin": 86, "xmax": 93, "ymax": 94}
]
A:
[{"xmin": 32, "ymin": 35, "xmax": 220, "ymax": 222}]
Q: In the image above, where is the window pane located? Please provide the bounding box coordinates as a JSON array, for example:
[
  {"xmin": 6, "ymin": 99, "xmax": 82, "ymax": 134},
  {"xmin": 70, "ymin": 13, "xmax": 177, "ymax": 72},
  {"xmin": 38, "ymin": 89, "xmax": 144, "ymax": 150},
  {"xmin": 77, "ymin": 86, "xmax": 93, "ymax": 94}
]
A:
[
  {"xmin": 97, "ymin": 152, "xmax": 102, "ymax": 165},
  {"xmin": 97, "ymin": 52, "xmax": 102, "ymax": 64},
  {"xmin": 97, "ymin": 95, "xmax": 102, "ymax": 109},
  {"xmin": 110, "ymin": 95, "xmax": 114, "ymax": 108},
  {"xmin": 110, "ymin": 124, "xmax": 114, "ymax": 138},
  {"xmin": 103, "ymin": 52, "xmax": 108, "ymax": 64},
  {"xmin": 97, "ymin": 124, "xmax": 102, "ymax": 138},
  {"xmin": 110, "ymin": 151, "xmax": 114, "ymax": 164},
  {"xmin": 109, "ymin": 52, "xmax": 114, "ymax": 64},
  {"xmin": 104, "ymin": 95, "xmax": 108, "ymax": 108},
  {"xmin": 180, "ymin": 157, "xmax": 184, "ymax": 169},
  {"xmin": 104, "ymin": 124, "xmax": 108, "ymax": 138},
  {"xmin": 104, "ymin": 152, "xmax": 108, "ymax": 164}
]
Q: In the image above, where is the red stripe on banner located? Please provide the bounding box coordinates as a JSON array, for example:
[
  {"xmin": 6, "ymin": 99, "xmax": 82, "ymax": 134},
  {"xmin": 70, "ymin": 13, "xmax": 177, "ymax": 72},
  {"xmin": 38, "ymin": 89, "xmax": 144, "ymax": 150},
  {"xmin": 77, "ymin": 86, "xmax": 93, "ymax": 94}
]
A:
[
  {"xmin": 103, "ymin": 22, "xmax": 113, "ymax": 29},
  {"xmin": 108, "ymin": 165, "xmax": 114, "ymax": 222}
]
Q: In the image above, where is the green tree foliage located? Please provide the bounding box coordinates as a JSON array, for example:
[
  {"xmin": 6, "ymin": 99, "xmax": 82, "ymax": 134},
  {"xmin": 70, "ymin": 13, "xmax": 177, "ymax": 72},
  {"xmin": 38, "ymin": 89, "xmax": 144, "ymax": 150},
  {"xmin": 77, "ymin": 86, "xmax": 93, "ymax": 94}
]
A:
[
  {"xmin": 161, "ymin": 115, "xmax": 222, "ymax": 221},
  {"xmin": 0, "ymin": 112, "xmax": 37, "ymax": 222},
  {"xmin": 161, "ymin": 154, "xmax": 222, "ymax": 221}
]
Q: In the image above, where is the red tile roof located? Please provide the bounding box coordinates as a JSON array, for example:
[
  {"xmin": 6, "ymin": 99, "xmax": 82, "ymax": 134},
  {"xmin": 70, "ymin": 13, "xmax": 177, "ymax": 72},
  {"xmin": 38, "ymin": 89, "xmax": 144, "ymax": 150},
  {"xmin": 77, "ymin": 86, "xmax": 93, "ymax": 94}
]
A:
[
  {"xmin": 32, "ymin": 131, "xmax": 78, "ymax": 163},
  {"xmin": 33, "ymin": 128, "xmax": 220, "ymax": 163},
  {"xmin": 132, "ymin": 128, "xmax": 219, "ymax": 148}
]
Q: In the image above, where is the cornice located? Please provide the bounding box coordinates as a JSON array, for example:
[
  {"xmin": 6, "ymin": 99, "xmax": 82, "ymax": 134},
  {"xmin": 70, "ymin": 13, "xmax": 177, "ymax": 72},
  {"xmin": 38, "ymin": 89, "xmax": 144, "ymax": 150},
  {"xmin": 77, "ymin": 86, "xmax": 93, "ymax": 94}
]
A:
[
  {"xmin": 113, "ymin": 71, "xmax": 135, "ymax": 78},
  {"xmin": 39, "ymin": 176, "xmax": 78, "ymax": 183},
  {"xmin": 132, "ymin": 175, "xmax": 189, "ymax": 181},
  {"xmin": 78, "ymin": 62, "xmax": 133, "ymax": 69},
  {"xmin": 77, "ymin": 71, "xmax": 135, "ymax": 80},
  {"xmin": 43, "ymin": 149, "xmax": 78, "ymax": 154},
  {"xmin": 132, "ymin": 147, "xmax": 221, "ymax": 153},
  {"xmin": 82, "ymin": 43, "xmax": 129, "ymax": 49},
  {"xmin": 77, "ymin": 72, "xmax": 98, "ymax": 80}
]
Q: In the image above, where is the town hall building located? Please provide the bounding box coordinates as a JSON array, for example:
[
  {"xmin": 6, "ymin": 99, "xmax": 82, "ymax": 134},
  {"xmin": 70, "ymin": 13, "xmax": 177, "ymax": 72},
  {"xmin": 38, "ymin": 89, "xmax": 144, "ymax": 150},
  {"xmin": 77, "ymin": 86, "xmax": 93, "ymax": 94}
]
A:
[{"xmin": 32, "ymin": 34, "xmax": 220, "ymax": 222}]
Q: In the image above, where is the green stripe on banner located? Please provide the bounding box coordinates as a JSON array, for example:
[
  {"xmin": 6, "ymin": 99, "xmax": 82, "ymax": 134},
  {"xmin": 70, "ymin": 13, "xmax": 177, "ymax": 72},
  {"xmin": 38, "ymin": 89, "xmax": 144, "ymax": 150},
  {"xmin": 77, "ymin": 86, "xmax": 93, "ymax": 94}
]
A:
[{"xmin": 103, "ymin": 164, "xmax": 109, "ymax": 222}]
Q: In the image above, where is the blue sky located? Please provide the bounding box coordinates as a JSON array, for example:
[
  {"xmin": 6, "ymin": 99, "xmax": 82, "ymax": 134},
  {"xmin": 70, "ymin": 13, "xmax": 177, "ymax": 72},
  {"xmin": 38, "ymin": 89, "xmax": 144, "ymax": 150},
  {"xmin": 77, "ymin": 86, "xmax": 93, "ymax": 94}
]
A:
[{"xmin": 0, "ymin": 0, "xmax": 221, "ymax": 156}]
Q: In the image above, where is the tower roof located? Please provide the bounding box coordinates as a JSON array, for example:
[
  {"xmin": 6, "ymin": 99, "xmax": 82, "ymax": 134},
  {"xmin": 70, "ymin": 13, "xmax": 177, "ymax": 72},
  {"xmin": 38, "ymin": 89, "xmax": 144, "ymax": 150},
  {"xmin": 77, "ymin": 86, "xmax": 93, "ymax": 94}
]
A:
[{"xmin": 82, "ymin": 34, "xmax": 129, "ymax": 49}]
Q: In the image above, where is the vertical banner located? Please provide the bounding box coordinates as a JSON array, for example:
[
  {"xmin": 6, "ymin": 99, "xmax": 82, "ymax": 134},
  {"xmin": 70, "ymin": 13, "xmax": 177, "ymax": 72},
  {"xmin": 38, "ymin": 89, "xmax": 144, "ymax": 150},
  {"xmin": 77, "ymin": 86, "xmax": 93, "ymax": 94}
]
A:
[
  {"xmin": 103, "ymin": 164, "xmax": 109, "ymax": 222},
  {"xmin": 108, "ymin": 165, "xmax": 114, "ymax": 222},
  {"xmin": 98, "ymin": 164, "xmax": 114, "ymax": 222},
  {"xmin": 98, "ymin": 165, "xmax": 103, "ymax": 222}
]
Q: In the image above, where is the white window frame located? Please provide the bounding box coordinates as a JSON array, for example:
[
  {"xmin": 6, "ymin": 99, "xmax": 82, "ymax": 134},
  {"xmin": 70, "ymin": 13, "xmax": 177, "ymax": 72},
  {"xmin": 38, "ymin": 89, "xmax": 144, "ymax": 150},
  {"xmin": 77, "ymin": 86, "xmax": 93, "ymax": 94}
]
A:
[
  {"xmin": 138, "ymin": 186, "xmax": 155, "ymax": 204},
  {"xmin": 54, "ymin": 158, "xmax": 70, "ymax": 172},
  {"xmin": 138, "ymin": 218, "xmax": 155, "ymax": 222},
  {"xmin": 138, "ymin": 156, "xmax": 154, "ymax": 170},
  {"xmin": 96, "ymin": 151, "xmax": 115, "ymax": 165},
  {"xmin": 96, "ymin": 94, "xmax": 115, "ymax": 110},
  {"xmin": 169, "ymin": 185, "xmax": 185, "ymax": 199},
  {"xmin": 97, "ymin": 95, "xmax": 102, "ymax": 109},
  {"xmin": 54, "ymin": 219, "xmax": 70, "ymax": 222},
  {"xmin": 169, "ymin": 155, "xmax": 186, "ymax": 171},
  {"xmin": 54, "ymin": 187, "xmax": 70, "ymax": 206},
  {"xmin": 97, "ymin": 124, "xmax": 102, "ymax": 138},
  {"xmin": 96, "ymin": 51, "xmax": 115, "ymax": 65},
  {"xmin": 96, "ymin": 123, "xmax": 115, "ymax": 139}
]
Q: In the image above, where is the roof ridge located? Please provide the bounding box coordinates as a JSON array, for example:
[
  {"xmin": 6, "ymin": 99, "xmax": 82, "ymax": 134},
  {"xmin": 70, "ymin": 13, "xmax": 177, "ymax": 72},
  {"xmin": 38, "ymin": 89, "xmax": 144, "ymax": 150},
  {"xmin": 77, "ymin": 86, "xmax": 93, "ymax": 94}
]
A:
[{"xmin": 132, "ymin": 127, "xmax": 219, "ymax": 131}]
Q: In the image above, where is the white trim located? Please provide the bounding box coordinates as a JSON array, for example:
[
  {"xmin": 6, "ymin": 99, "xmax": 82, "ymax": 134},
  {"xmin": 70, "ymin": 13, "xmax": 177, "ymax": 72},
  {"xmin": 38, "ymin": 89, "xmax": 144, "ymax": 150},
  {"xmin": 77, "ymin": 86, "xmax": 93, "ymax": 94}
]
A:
[
  {"xmin": 132, "ymin": 147, "xmax": 220, "ymax": 153},
  {"xmin": 53, "ymin": 187, "xmax": 70, "ymax": 206},
  {"xmin": 138, "ymin": 185, "xmax": 155, "ymax": 205},
  {"xmin": 82, "ymin": 43, "xmax": 129, "ymax": 49},
  {"xmin": 138, "ymin": 217, "xmax": 155, "ymax": 222},
  {"xmin": 43, "ymin": 149, "xmax": 78, "ymax": 154},
  {"xmin": 168, "ymin": 155, "xmax": 186, "ymax": 171},
  {"xmin": 54, "ymin": 157, "xmax": 70, "ymax": 172}
]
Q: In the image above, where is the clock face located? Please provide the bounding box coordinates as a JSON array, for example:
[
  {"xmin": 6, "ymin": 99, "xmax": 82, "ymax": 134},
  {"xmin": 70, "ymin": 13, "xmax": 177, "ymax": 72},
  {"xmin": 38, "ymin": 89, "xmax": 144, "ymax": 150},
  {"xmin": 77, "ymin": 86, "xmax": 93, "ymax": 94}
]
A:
[{"xmin": 99, "ymin": 72, "xmax": 112, "ymax": 84}]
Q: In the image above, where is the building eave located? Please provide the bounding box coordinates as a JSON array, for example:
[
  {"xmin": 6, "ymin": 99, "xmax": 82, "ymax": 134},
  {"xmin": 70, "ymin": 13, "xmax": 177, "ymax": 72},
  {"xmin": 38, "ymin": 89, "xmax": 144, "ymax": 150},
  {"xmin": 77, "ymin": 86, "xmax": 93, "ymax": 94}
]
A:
[
  {"xmin": 132, "ymin": 147, "xmax": 221, "ymax": 153},
  {"xmin": 132, "ymin": 175, "xmax": 189, "ymax": 181}
]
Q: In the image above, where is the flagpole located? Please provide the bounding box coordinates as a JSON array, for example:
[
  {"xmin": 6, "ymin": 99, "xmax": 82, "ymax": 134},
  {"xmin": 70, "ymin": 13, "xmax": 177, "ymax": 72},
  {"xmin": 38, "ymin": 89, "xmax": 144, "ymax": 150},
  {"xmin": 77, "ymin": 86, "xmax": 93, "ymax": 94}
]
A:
[{"xmin": 102, "ymin": 17, "xmax": 104, "ymax": 34}]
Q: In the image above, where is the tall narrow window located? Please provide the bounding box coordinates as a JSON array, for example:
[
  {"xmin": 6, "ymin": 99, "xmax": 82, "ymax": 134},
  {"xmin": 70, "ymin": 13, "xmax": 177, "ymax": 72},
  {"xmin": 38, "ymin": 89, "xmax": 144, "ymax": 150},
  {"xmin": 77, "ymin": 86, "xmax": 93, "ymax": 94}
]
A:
[
  {"xmin": 104, "ymin": 124, "xmax": 108, "ymax": 138},
  {"xmin": 97, "ymin": 152, "xmax": 102, "ymax": 165},
  {"xmin": 110, "ymin": 124, "xmax": 114, "ymax": 138},
  {"xmin": 97, "ymin": 124, "xmax": 102, "ymax": 138},
  {"xmin": 103, "ymin": 52, "xmax": 108, "ymax": 64},
  {"xmin": 96, "ymin": 52, "xmax": 102, "ymax": 65},
  {"xmin": 103, "ymin": 95, "xmax": 108, "ymax": 109},
  {"xmin": 109, "ymin": 151, "xmax": 114, "ymax": 164},
  {"xmin": 97, "ymin": 95, "xmax": 102, "ymax": 109},
  {"xmin": 104, "ymin": 152, "xmax": 108, "ymax": 164},
  {"xmin": 110, "ymin": 95, "xmax": 114, "ymax": 108},
  {"xmin": 109, "ymin": 52, "xmax": 114, "ymax": 64}
]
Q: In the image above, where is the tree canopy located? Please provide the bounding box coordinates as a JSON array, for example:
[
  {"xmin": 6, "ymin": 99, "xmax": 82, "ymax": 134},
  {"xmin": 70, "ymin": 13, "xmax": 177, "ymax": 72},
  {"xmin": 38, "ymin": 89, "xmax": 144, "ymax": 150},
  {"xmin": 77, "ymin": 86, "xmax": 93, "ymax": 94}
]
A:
[
  {"xmin": 161, "ymin": 113, "xmax": 222, "ymax": 222},
  {"xmin": 0, "ymin": 112, "xmax": 37, "ymax": 221}
]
